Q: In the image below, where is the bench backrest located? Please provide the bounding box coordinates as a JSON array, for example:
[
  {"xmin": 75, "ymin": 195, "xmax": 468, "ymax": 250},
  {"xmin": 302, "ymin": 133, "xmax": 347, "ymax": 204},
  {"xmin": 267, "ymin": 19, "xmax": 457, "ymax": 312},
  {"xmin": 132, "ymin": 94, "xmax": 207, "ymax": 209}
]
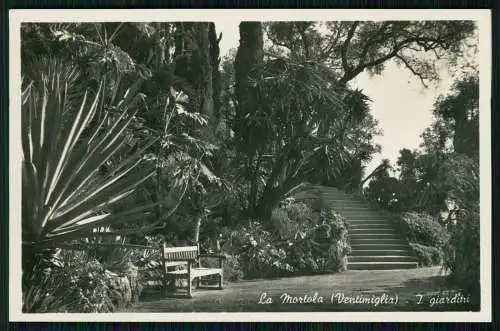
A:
[
  {"xmin": 162, "ymin": 244, "xmax": 199, "ymax": 270},
  {"xmin": 162, "ymin": 244, "xmax": 199, "ymax": 260}
]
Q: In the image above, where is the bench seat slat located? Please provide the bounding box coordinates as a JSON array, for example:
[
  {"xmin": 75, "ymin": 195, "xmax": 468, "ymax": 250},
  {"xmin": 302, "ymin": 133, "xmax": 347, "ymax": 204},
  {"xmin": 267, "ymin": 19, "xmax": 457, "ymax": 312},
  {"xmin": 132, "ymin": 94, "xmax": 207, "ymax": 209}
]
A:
[
  {"xmin": 166, "ymin": 267, "xmax": 222, "ymax": 277},
  {"xmin": 191, "ymin": 267, "xmax": 222, "ymax": 278},
  {"xmin": 165, "ymin": 261, "xmax": 187, "ymax": 267}
]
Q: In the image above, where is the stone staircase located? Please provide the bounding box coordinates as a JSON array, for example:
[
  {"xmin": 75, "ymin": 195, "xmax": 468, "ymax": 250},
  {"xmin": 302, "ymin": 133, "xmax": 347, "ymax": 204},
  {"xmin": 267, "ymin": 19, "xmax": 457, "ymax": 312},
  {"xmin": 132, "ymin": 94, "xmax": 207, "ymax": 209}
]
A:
[{"xmin": 318, "ymin": 186, "xmax": 418, "ymax": 270}]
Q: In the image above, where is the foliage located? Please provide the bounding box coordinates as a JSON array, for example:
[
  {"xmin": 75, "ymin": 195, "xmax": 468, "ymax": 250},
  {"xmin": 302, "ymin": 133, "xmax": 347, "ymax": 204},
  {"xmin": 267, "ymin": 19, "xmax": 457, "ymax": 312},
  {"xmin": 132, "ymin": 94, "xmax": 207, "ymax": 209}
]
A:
[
  {"xmin": 22, "ymin": 248, "xmax": 138, "ymax": 313},
  {"xmin": 254, "ymin": 21, "xmax": 476, "ymax": 219},
  {"xmin": 276, "ymin": 202, "xmax": 351, "ymax": 274},
  {"xmin": 21, "ymin": 23, "xmax": 224, "ymax": 312},
  {"xmin": 444, "ymin": 206, "xmax": 480, "ymax": 305},
  {"xmin": 363, "ymin": 149, "xmax": 474, "ymax": 218},
  {"xmin": 21, "ymin": 58, "xmax": 158, "ymax": 253},
  {"xmin": 233, "ymin": 56, "xmax": 380, "ymax": 221},
  {"xmin": 400, "ymin": 212, "xmax": 450, "ymax": 248},
  {"xmin": 19, "ymin": 20, "xmax": 480, "ymax": 309},
  {"xmin": 265, "ymin": 21, "xmax": 476, "ymax": 86},
  {"xmin": 270, "ymin": 208, "xmax": 297, "ymax": 240},
  {"xmin": 363, "ymin": 175, "xmax": 401, "ymax": 211},
  {"xmin": 432, "ymin": 73, "xmax": 479, "ymax": 157},
  {"xmin": 439, "ymin": 154, "xmax": 479, "ymax": 210},
  {"xmin": 219, "ymin": 200, "xmax": 350, "ymax": 279},
  {"xmin": 271, "ymin": 199, "xmax": 316, "ymax": 239},
  {"xmin": 363, "ymin": 69, "xmax": 479, "ymax": 217},
  {"xmin": 409, "ymin": 243, "xmax": 443, "ymax": 267},
  {"xmin": 287, "ymin": 207, "xmax": 350, "ymax": 273},
  {"xmin": 200, "ymin": 254, "xmax": 244, "ymax": 283},
  {"xmin": 357, "ymin": 71, "xmax": 479, "ymax": 306},
  {"xmin": 223, "ymin": 221, "xmax": 293, "ymax": 279},
  {"xmin": 222, "ymin": 255, "xmax": 245, "ymax": 282},
  {"xmin": 442, "ymin": 180, "xmax": 480, "ymax": 305},
  {"xmin": 20, "ymin": 58, "xmax": 219, "ymax": 310}
]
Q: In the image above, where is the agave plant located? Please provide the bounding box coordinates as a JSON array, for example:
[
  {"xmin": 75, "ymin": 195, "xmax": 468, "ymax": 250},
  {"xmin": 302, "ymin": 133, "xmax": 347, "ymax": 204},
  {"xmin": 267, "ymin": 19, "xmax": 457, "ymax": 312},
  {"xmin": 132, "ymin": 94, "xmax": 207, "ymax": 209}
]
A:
[{"xmin": 21, "ymin": 59, "xmax": 158, "ymax": 252}]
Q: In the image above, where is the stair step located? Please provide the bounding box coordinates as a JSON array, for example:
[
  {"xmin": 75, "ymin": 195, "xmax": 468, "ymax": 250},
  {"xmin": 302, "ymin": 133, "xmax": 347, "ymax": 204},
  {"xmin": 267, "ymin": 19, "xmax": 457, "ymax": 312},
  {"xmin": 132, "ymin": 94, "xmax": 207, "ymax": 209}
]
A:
[
  {"xmin": 352, "ymin": 244, "xmax": 411, "ymax": 251},
  {"xmin": 348, "ymin": 233, "xmax": 406, "ymax": 244},
  {"xmin": 349, "ymin": 228, "xmax": 397, "ymax": 234},
  {"xmin": 350, "ymin": 238, "xmax": 406, "ymax": 244},
  {"xmin": 349, "ymin": 233, "xmax": 400, "ymax": 238},
  {"xmin": 348, "ymin": 221, "xmax": 394, "ymax": 230},
  {"xmin": 335, "ymin": 206, "xmax": 372, "ymax": 210},
  {"xmin": 327, "ymin": 203, "xmax": 367, "ymax": 208},
  {"xmin": 348, "ymin": 255, "xmax": 417, "ymax": 262},
  {"xmin": 349, "ymin": 227, "xmax": 396, "ymax": 231},
  {"xmin": 347, "ymin": 219, "xmax": 392, "ymax": 222},
  {"xmin": 340, "ymin": 211, "xmax": 385, "ymax": 215},
  {"xmin": 341, "ymin": 214, "xmax": 390, "ymax": 222},
  {"xmin": 324, "ymin": 198, "xmax": 364, "ymax": 202},
  {"xmin": 350, "ymin": 249, "xmax": 414, "ymax": 256},
  {"xmin": 348, "ymin": 262, "xmax": 418, "ymax": 270},
  {"xmin": 347, "ymin": 220, "xmax": 392, "ymax": 224},
  {"xmin": 323, "ymin": 198, "xmax": 364, "ymax": 202}
]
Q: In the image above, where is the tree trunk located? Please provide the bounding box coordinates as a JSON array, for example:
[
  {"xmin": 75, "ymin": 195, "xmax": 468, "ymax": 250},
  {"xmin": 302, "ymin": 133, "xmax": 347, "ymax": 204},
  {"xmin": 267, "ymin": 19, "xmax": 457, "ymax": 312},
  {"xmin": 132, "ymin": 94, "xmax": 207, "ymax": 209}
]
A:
[
  {"xmin": 255, "ymin": 174, "xmax": 303, "ymax": 223},
  {"xmin": 234, "ymin": 22, "xmax": 264, "ymax": 219},
  {"xmin": 174, "ymin": 22, "xmax": 217, "ymax": 141},
  {"xmin": 248, "ymin": 156, "xmax": 262, "ymax": 219},
  {"xmin": 209, "ymin": 23, "xmax": 222, "ymax": 119},
  {"xmin": 194, "ymin": 215, "xmax": 202, "ymax": 243},
  {"xmin": 173, "ymin": 23, "xmax": 188, "ymax": 79},
  {"xmin": 195, "ymin": 23, "xmax": 213, "ymax": 117},
  {"xmin": 234, "ymin": 22, "xmax": 264, "ymax": 130},
  {"xmin": 192, "ymin": 23, "xmax": 218, "ymax": 142},
  {"xmin": 255, "ymin": 187, "xmax": 282, "ymax": 223}
]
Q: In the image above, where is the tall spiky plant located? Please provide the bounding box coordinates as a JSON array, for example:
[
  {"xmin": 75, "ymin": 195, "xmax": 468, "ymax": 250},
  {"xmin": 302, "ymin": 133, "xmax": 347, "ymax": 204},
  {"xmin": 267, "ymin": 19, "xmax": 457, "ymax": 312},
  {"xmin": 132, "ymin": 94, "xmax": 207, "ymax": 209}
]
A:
[{"xmin": 21, "ymin": 58, "xmax": 158, "ymax": 256}]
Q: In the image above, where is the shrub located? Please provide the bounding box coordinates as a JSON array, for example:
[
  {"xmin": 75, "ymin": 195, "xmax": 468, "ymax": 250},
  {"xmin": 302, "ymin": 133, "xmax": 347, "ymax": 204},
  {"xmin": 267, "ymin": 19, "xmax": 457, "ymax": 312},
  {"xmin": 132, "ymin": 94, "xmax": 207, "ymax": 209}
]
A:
[
  {"xmin": 310, "ymin": 197, "xmax": 325, "ymax": 212},
  {"xmin": 226, "ymin": 221, "xmax": 293, "ymax": 279},
  {"xmin": 22, "ymin": 249, "xmax": 138, "ymax": 313},
  {"xmin": 284, "ymin": 200, "xmax": 315, "ymax": 224},
  {"xmin": 198, "ymin": 254, "xmax": 244, "ymax": 283},
  {"xmin": 317, "ymin": 207, "xmax": 351, "ymax": 271},
  {"xmin": 400, "ymin": 212, "xmax": 450, "ymax": 248},
  {"xmin": 122, "ymin": 262, "xmax": 140, "ymax": 303},
  {"xmin": 220, "ymin": 203, "xmax": 350, "ymax": 279},
  {"xmin": 66, "ymin": 259, "xmax": 115, "ymax": 313},
  {"xmin": 271, "ymin": 201, "xmax": 316, "ymax": 240},
  {"xmin": 270, "ymin": 208, "xmax": 297, "ymax": 240},
  {"xmin": 106, "ymin": 270, "xmax": 132, "ymax": 309},
  {"xmin": 223, "ymin": 255, "xmax": 244, "ymax": 282},
  {"xmin": 285, "ymin": 207, "xmax": 350, "ymax": 274},
  {"xmin": 410, "ymin": 243, "xmax": 443, "ymax": 266},
  {"xmin": 444, "ymin": 206, "xmax": 480, "ymax": 306}
]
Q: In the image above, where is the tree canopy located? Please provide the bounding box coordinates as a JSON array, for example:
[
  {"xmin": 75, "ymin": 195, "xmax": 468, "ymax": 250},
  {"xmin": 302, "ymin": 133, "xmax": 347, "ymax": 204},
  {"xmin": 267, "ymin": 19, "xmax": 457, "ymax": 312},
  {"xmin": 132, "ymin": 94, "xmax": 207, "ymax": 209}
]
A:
[{"xmin": 264, "ymin": 21, "xmax": 476, "ymax": 87}]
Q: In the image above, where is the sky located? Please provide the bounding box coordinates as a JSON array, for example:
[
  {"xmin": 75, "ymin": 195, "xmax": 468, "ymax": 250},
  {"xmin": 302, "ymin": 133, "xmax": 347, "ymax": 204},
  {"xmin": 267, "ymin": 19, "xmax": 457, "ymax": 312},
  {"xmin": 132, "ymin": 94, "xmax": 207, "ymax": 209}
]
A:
[{"xmin": 214, "ymin": 21, "xmax": 456, "ymax": 176}]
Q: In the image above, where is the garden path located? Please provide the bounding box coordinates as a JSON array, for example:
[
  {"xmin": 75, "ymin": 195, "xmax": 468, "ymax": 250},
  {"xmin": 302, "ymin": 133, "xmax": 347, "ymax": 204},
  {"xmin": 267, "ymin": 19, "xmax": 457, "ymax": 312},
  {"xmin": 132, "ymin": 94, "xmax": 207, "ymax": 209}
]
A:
[{"xmin": 129, "ymin": 266, "xmax": 458, "ymax": 312}]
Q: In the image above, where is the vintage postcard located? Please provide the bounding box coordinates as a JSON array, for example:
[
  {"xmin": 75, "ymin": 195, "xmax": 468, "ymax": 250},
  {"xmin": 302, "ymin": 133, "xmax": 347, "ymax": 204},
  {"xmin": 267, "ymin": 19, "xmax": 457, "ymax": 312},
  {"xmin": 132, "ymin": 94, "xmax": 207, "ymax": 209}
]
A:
[{"xmin": 9, "ymin": 9, "xmax": 492, "ymax": 322}]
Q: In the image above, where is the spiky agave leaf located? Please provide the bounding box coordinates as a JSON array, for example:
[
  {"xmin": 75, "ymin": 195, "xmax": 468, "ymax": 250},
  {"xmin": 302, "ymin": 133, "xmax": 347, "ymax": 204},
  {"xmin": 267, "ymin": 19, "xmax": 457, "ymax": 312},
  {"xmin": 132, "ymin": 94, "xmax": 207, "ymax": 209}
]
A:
[{"xmin": 22, "ymin": 60, "xmax": 157, "ymax": 248}]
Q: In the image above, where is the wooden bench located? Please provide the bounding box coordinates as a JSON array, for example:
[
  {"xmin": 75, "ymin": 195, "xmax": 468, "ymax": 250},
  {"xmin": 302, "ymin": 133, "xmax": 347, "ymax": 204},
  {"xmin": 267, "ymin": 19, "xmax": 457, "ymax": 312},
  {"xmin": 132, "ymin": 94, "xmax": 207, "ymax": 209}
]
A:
[{"xmin": 161, "ymin": 244, "xmax": 225, "ymax": 298}]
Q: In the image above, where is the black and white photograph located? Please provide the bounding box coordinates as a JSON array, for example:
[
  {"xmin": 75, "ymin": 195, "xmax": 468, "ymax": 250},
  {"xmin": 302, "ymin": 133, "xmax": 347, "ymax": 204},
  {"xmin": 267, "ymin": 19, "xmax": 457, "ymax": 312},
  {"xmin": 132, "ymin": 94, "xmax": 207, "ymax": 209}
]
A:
[{"xmin": 9, "ymin": 9, "xmax": 491, "ymax": 322}]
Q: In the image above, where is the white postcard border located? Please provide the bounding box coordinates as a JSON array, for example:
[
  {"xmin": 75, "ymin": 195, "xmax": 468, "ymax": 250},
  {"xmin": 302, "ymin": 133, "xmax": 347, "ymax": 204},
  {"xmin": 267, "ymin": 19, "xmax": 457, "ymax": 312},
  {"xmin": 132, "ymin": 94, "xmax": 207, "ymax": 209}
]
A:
[{"xmin": 9, "ymin": 9, "xmax": 492, "ymax": 323}]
